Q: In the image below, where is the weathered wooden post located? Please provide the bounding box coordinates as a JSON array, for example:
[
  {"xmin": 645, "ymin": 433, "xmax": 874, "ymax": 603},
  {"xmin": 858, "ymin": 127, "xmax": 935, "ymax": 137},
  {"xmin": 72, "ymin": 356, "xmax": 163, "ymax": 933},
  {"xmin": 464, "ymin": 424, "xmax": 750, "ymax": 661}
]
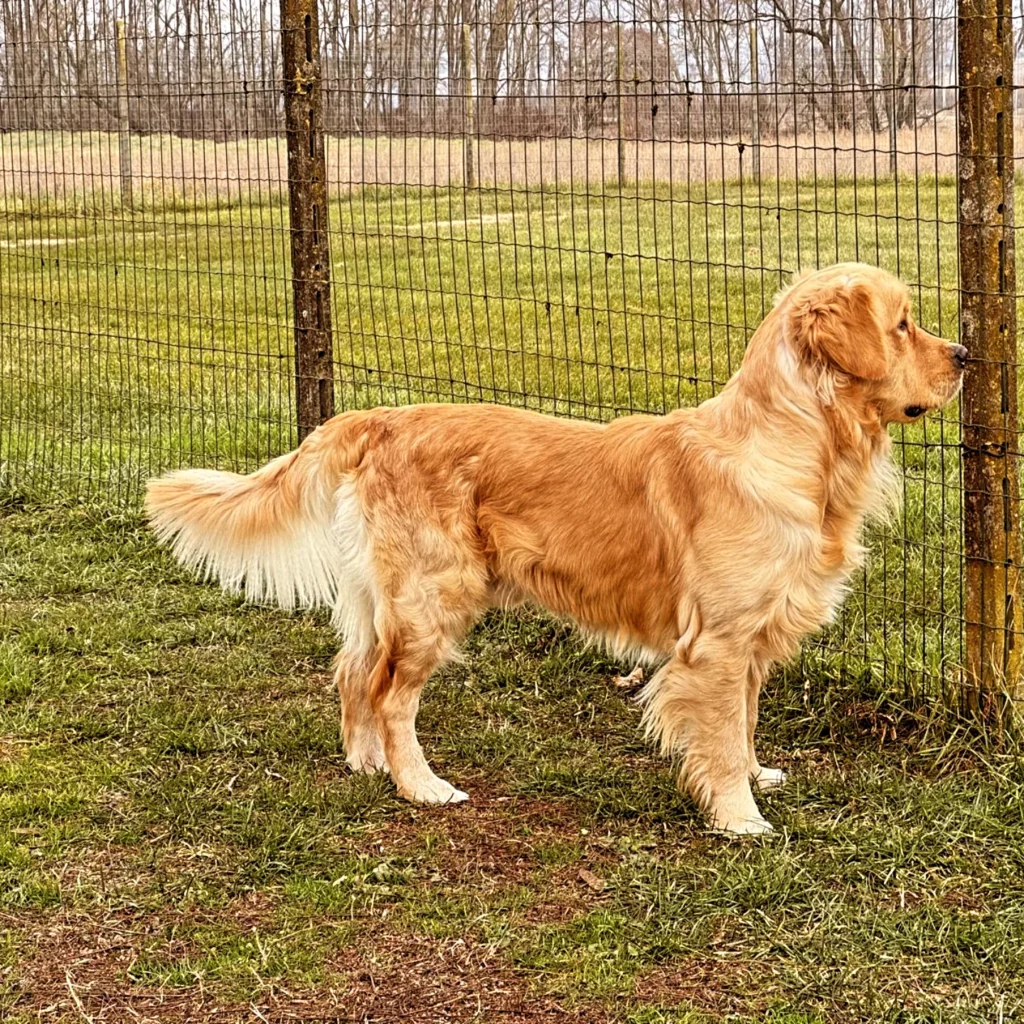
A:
[
  {"xmin": 462, "ymin": 20, "xmax": 476, "ymax": 188},
  {"xmin": 959, "ymin": 0, "xmax": 1023, "ymax": 724},
  {"xmin": 616, "ymin": 21, "xmax": 626, "ymax": 186},
  {"xmin": 888, "ymin": 50, "xmax": 898, "ymax": 177},
  {"xmin": 281, "ymin": 0, "xmax": 335, "ymax": 441},
  {"xmin": 116, "ymin": 19, "xmax": 133, "ymax": 211},
  {"xmin": 749, "ymin": 22, "xmax": 760, "ymax": 183},
  {"xmin": 348, "ymin": 0, "xmax": 362, "ymax": 132}
]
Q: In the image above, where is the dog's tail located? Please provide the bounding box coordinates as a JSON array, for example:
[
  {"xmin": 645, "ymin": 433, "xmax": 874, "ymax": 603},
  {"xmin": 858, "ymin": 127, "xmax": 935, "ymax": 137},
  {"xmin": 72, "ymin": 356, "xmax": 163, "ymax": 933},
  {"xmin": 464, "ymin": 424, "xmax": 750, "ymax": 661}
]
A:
[{"xmin": 145, "ymin": 420, "xmax": 365, "ymax": 613}]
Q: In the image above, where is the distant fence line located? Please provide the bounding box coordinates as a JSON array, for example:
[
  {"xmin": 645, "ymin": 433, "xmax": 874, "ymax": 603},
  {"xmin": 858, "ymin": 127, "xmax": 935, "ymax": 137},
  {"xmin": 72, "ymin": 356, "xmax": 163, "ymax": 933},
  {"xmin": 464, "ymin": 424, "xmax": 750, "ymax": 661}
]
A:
[{"xmin": 0, "ymin": 123, "xmax": 971, "ymax": 211}]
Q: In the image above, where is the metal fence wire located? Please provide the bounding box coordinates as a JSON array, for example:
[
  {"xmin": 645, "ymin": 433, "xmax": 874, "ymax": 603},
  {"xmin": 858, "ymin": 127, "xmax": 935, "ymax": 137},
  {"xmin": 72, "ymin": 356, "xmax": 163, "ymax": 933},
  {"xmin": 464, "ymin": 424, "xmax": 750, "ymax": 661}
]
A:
[{"xmin": 1, "ymin": 0, "xmax": 1021, "ymax": 714}]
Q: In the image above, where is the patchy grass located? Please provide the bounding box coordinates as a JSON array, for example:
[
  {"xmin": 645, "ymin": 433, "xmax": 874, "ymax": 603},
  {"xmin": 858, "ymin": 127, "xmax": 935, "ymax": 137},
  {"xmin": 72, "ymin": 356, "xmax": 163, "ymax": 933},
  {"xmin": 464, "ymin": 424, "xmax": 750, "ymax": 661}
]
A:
[{"xmin": 1, "ymin": 503, "xmax": 1022, "ymax": 1021}]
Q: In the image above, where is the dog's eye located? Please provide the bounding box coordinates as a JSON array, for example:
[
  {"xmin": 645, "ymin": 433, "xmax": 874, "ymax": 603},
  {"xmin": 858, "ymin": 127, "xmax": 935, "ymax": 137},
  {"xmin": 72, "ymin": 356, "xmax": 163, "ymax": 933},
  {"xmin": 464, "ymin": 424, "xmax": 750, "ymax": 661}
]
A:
[{"xmin": 898, "ymin": 319, "xmax": 908, "ymax": 332}]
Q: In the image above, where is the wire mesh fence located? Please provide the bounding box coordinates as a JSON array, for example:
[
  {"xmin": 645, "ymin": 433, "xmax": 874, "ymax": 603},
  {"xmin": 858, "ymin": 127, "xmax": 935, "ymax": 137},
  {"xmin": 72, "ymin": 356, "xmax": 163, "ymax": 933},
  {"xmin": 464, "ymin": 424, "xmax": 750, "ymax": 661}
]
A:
[{"xmin": 1, "ymin": 0, "xmax": 1021, "ymax": 714}]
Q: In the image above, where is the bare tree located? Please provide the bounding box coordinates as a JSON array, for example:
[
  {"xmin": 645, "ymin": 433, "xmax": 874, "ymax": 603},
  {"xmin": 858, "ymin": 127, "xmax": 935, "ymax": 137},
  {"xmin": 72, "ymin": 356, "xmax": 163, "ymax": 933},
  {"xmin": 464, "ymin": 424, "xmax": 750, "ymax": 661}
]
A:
[{"xmin": 0, "ymin": 0, "xmax": 955, "ymax": 138}]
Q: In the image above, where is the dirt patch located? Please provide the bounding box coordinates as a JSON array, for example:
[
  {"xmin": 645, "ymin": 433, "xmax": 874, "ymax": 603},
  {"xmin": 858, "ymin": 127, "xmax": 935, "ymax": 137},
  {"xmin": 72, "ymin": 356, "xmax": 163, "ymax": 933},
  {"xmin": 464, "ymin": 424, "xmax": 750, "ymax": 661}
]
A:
[
  {"xmin": 330, "ymin": 932, "xmax": 612, "ymax": 1023},
  {"xmin": 4, "ymin": 774, "xmax": 643, "ymax": 1021},
  {"xmin": 6, "ymin": 910, "xmax": 222, "ymax": 1023},
  {"xmin": 5, "ymin": 793, "xmax": 618, "ymax": 1021},
  {"xmin": 6, "ymin": 910, "xmax": 612, "ymax": 1023},
  {"xmin": 633, "ymin": 958, "xmax": 756, "ymax": 1017},
  {"xmin": 355, "ymin": 786, "xmax": 613, "ymax": 913}
]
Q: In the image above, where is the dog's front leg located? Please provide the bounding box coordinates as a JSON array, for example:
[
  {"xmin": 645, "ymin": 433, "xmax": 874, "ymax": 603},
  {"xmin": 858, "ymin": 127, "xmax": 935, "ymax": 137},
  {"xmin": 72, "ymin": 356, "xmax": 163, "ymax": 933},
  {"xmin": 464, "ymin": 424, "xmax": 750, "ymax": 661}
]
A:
[{"xmin": 641, "ymin": 642, "xmax": 772, "ymax": 835}]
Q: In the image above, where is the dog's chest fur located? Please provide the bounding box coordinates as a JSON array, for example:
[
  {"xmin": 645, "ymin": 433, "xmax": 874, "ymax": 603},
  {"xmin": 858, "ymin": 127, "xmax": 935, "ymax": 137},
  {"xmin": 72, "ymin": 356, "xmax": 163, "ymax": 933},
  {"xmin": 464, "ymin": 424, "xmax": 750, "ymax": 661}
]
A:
[
  {"xmin": 755, "ymin": 517, "xmax": 860, "ymax": 662},
  {"xmin": 733, "ymin": 440, "xmax": 892, "ymax": 663}
]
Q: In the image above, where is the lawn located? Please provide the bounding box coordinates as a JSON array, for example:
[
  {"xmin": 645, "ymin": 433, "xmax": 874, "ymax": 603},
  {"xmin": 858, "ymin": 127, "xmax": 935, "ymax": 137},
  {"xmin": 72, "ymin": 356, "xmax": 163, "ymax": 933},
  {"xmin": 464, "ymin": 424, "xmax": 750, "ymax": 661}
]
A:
[
  {"xmin": 1, "ymin": 502, "xmax": 1023, "ymax": 1022},
  {"xmin": 2, "ymin": 174, "xmax": 961, "ymax": 488}
]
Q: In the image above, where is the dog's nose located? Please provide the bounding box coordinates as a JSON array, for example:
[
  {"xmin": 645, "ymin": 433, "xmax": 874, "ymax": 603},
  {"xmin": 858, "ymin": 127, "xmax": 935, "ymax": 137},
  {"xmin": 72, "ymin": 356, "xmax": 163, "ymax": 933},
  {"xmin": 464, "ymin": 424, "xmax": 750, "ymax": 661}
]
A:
[{"xmin": 951, "ymin": 345, "xmax": 968, "ymax": 370}]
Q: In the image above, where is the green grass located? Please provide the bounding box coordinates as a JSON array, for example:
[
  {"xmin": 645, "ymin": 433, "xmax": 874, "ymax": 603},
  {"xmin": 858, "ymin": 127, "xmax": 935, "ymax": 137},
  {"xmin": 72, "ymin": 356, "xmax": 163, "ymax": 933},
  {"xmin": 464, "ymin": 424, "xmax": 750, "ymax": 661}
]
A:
[
  {"xmin": 1, "ymin": 504, "xmax": 1023, "ymax": 1021},
  {"xmin": 1, "ymin": 176, "xmax": 962, "ymax": 479}
]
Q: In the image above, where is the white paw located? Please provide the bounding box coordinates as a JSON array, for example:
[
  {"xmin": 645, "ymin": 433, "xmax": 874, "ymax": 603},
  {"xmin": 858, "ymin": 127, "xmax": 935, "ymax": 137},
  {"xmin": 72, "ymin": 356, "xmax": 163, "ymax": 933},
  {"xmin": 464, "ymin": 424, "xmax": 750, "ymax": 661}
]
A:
[
  {"xmin": 346, "ymin": 751, "xmax": 389, "ymax": 774},
  {"xmin": 753, "ymin": 766, "xmax": 788, "ymax": 792},
  {"xmin": 712, "ymin": 814, "xmax": 775, "ymax": 836},
  {"xmin": 398, "ymin": 775, "xmax": 469, "ymax": 806},
  {"xmin": 708, "ymin": 785, "xmax": 773, "ymax": 835},
  {"xmin": 345, "ymin": 736, "xmax": 389, "ymax": 774}
]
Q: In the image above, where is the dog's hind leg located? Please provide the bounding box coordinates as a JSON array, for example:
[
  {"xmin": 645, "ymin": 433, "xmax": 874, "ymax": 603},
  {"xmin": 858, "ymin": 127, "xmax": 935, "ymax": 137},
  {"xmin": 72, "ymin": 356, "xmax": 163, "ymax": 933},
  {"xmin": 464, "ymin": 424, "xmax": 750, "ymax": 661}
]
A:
[
  {"xmin": 332, "ymin": 478, "xmax": 389, "ymax": 773},
  {"xmin": 369, "ymin": 643, "xmax": 465, "ymax": 805},
  {"xmin": 368, "ymin": 569, "xmax": 485, "ymax": 805},
  {"xmin": 746, "ymin": 666, "xmax": 786, "ymax": 792},
  {"xmin": 641, "ymin": 640, "xmax": 772, "ymax": 835},
  {"xmin": 335, "ymin": 644, "xmax": 387, "ymax": 773}
]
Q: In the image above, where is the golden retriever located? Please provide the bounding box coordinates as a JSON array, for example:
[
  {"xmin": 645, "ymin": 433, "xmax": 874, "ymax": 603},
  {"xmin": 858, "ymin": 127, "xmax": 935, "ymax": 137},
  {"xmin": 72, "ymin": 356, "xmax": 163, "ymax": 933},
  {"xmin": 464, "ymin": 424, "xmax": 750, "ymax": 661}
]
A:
[{"xmin": 146, "ymin": 262, "xmax": 965, "ymax": 834}]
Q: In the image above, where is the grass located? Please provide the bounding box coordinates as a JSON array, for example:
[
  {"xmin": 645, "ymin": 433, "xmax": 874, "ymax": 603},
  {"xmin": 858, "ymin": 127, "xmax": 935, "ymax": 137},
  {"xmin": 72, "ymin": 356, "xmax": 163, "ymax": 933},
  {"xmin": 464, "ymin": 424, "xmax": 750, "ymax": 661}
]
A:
[
  {"xmin": 2, "ymin": 175, "xmax": 963, "ymax": 468},
  {"xmin": 1, "ymin": 502, "xmax": 1023, "ymax": 1021}
]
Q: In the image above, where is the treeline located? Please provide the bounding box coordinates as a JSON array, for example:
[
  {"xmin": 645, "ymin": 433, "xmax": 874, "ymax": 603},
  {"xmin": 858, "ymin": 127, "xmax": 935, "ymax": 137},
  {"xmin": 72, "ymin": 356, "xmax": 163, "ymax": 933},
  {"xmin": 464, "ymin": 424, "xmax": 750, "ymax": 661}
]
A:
[{"xmin": 0, "ymin": 0, "xmax": 957, "ymax": 139}]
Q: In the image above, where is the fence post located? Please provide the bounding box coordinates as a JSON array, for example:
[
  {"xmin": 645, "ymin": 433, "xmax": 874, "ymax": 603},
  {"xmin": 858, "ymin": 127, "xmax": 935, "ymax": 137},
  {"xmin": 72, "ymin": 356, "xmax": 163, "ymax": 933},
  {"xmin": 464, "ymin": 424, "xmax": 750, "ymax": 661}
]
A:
[
  {"xmin": 616, "ymin": 22, "xmax": 626, "ymax": 186},
  {"xmin": 888, "ymin": 9, "xmax": 898, "ymax": 177},
  {"xmin": 281, "ymin": 0, "xmax": 335, "ymax": 441},
  {"xmin": 749, "ymin": 22, "xmax": 760, "ymax": 184},
  {"xmin": 959, "ymin": 0, "xmax": 1023, "ymax": 723},
  {"xmin": 462, "ymin": 21, "xmax": 475, "ymax": 188},
  {"xmin": 115, "ymin": 19, "xmax": 133, "ymax": 211},
  {"xmin": 888, "ymin": 84, "xmax": 898, "ymax": 176},
  {"xmin": 348, "ymin": 0, "xmax": 362, "ymax": 132}
]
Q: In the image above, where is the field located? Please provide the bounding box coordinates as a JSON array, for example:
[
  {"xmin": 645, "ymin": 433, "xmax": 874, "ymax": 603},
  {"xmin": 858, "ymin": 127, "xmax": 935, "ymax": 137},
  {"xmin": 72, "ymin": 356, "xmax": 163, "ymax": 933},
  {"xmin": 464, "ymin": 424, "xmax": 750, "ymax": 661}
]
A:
[
  {"xmin": 2, "ymin": 129, "xmax": 1021, "ymax": 1019},
  {"xmin": 0, "ymin": 122, "xmax": 962, "ymax": 208},
  {"xmin": 2, "ymin": 504, "xmax": 1024, "ymax": 1022}
]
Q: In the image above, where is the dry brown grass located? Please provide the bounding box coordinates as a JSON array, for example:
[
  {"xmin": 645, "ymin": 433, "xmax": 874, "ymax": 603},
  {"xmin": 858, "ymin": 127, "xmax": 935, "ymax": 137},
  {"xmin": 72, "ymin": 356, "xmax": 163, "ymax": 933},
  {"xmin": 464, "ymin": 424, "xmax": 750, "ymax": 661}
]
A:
[{"xmin": 0, "ymin": 116, "xmax": 963, "ymax": 210}]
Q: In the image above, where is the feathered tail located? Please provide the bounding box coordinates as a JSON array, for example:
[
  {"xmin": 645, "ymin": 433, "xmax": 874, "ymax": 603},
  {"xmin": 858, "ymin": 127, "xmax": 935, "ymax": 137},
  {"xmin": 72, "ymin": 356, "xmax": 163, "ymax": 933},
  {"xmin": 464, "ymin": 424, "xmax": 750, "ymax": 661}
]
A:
[{"xmin": 145, "ymin": 428, "xmax": 354, "ymax": 612}]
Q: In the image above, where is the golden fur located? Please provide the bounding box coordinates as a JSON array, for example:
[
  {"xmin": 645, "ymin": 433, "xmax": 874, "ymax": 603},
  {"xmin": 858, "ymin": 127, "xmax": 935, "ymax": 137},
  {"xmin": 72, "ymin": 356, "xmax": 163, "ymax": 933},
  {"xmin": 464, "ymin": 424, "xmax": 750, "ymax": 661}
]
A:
[{"xmin": 146, "ymin": 263, "xmax": 965, "ymax": 833}]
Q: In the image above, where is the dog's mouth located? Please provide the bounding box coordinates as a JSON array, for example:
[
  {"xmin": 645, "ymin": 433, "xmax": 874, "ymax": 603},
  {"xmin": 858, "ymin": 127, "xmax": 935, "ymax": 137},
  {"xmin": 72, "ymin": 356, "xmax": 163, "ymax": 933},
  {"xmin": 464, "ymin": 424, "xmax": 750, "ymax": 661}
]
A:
[{"xmin": 903, "ymin": 375, "xmax": 965, "ymax": 421}]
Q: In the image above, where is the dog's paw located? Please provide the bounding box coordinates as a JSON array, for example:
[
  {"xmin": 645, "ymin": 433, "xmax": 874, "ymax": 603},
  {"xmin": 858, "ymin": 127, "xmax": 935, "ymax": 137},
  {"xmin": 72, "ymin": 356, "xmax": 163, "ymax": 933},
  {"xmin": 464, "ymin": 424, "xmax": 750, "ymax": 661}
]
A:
[
  {"xmin": 752, "ymin": 766, "xmax": 788, "ymax": 792},
  {"xmin": 707, "ymin": 786, "xmax": 774, "ymax": 836},
  {"xmin": 712, "ymin": 815, "xmax": 774, "ymax": 836},
  {"xmin": 347, "ymin": 752, "xmax": 390, "ymax": 774},
  {"xmin": 398, "ymin": 775, "xmax": 469, "ymax": 806},
  {"xmin": 345, "ymin": 738, "xmax": 389, "ymax": 775}
]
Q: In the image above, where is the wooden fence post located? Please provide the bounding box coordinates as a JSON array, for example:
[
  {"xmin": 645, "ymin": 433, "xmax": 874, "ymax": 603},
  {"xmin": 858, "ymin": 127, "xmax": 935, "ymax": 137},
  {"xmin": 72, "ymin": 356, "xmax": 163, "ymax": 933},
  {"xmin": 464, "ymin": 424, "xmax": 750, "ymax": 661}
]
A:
[
  {"xmin": 749, "ymin": 22, "xmax": 760, "ymax": 184},
  {"xmin": 616, "ymin": 22, "xmax": 626, "ymax": 186},
  {"xmin": 462, "ymin": 20, "xmax": 475, "ymax": 188},
  {"xmin": 348, "ymin": 0, "xmax": 362, "ymax": 132},
  {"xmin": 959, "ymin": 0, "xmax": 1023, "ymax": 725},
  {"xmin": 281, "ymin": 0, "xmax": 335, "ymax": 441},
  {"xmin": 888, "ymin": 42, "xmax": 898, "ymax": 177},
  {"xmin": 116, "ymin": 19, "xmax": 133, "ymax": 211}
]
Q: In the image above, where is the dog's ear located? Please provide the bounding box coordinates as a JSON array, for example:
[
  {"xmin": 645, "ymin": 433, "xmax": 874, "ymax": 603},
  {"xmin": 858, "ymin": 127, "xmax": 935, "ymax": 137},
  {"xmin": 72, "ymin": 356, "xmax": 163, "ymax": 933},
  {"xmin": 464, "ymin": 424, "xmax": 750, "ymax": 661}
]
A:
[{"xmin": 788, "ymin": 279, "xmax": 888, "ymax": 381}]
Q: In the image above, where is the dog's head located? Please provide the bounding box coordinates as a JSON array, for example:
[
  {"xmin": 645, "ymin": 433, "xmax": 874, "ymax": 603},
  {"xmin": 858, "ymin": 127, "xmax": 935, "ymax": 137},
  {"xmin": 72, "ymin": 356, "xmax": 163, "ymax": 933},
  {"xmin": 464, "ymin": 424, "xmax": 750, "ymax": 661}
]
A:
[{"xmin": 773, "ymin": 263, "xmax": 965, "ymax": 425}]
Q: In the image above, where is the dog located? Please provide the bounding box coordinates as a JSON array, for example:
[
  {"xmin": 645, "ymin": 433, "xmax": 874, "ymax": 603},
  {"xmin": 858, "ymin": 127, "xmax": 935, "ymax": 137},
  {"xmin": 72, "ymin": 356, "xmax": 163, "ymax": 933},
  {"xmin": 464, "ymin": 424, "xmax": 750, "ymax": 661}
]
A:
[{"xmin": 146, "ymin": 262, "xmax": 965, "ymax": 834}]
